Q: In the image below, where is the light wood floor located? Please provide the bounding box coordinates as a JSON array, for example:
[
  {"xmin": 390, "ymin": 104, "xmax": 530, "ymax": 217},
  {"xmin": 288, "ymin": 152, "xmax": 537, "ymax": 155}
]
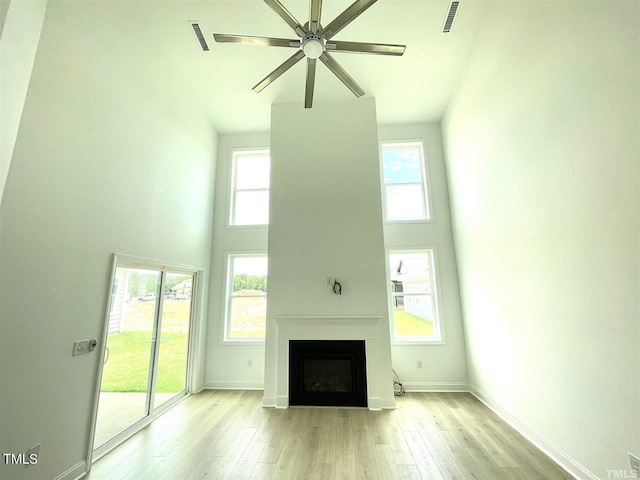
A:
[{"xmin": 86, "ymin": 390, "xmax": 573, "ymax": 480}]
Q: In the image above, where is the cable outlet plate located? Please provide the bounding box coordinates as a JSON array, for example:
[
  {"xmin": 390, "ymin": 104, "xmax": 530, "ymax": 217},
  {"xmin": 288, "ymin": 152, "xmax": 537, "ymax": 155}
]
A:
[
  {"xmin": 630, "ymin": 453, "xmax": 640, "ymax": 476},
  {"xmin": 72, "ymin": 339, "xmax": 96, "ymax": 356}
]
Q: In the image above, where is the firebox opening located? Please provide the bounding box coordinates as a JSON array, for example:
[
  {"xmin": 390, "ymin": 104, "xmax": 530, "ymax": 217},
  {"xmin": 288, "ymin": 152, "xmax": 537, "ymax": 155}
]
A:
[{"xmin": 289, "ymin": 340, "xmax": 367, "ymax": 407}]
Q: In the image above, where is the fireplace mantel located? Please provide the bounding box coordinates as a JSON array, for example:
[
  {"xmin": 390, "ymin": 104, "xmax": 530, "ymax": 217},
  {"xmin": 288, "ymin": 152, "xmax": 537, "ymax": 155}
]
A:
[
  {"xmin": 275, "ymin": 315, "xmax": 381, "ymax": 327},
  {"xmin": 272, "ymin": 315, "xmax": 392, "ymax": 410}
]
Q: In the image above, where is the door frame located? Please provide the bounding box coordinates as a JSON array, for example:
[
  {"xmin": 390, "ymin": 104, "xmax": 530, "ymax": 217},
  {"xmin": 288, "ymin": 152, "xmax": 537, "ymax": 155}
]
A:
[{"xmin": 86, "ymin": 253, "xmax": 204, "ymax": 467}]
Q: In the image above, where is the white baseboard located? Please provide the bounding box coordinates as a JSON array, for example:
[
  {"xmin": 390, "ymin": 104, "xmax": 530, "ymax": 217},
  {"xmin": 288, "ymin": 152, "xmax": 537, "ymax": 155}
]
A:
[
  {"xmin": 203, "ymin": 382, "xmax": 264, "ymax": 390},
  {"xmin": 380, "ymin": 397, "xmax": 397, "ymax": 410},
  {"xmin": 403, "ymin": 381, "xmax": 469, "ymax": 392},
  {"xmin": 367, "ymin": 396, "xmax": 382, "ymax": 410},
  {"xmin": 54, "ymin": 460, "xmax": 87, "ymax": 480},
  {"xmin": 469, "ymin": 384, "xmax": 597, "ymax": 480}
]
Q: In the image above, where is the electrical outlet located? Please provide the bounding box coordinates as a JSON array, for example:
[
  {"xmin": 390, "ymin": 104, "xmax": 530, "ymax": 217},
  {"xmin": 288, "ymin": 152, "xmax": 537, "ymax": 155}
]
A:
[
  {"xmin": 247, "ymin": 359, "xmax": 253, "ymax": 368},
  {"xmin": 630, "ymin": 453, "xmax": 640, "ymax": 476},
  {"xmin": 416, "ymin": 360, "xmax": 423, "ymax": 369}
]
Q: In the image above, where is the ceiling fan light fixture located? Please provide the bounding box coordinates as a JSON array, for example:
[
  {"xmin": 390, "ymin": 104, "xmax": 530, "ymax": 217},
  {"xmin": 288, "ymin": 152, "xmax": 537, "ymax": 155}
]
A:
[
  {"xmin": 211, "ymin": 0, "xmax": 406, "ymax": 108},
  {"xmin": 302, "ymin": 33, "xmax": 324, "ymax": 59}
]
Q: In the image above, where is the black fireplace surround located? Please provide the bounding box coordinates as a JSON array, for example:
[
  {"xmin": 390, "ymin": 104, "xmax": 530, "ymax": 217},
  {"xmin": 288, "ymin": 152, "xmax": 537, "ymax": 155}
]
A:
[{"xmin": 289, "ymin": 340, "xmax": 367, "ymax": 407}]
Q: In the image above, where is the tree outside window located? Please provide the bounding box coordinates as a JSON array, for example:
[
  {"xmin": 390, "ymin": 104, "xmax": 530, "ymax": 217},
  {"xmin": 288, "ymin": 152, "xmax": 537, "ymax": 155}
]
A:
[{"xmin": 225, "ymin": 254, "xmax": 268, "ymax": 341}]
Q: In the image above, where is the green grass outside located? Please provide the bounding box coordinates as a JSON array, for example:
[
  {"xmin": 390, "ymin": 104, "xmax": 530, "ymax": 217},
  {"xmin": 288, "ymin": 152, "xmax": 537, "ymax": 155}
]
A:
[
  {"xmin": 228, "ymin": 294, "xmax": 267, "ymax": 338},
  {"xmin": 393, "ymin": 308, "xmax": 434, "ymax": 338},
  {"xmin": 101, "ymin": 331, "xmax": 188, "ymax": 392}
]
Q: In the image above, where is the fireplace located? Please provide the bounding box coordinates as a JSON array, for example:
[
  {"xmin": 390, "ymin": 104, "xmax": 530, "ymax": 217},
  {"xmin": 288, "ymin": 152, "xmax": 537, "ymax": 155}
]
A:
[
  {"xmin": 267, "ymin": 316, "xmax": 395, "ymax": 410},
  {"xmin": 289, "ymin": 340, "xmax": 367, "ymax": 407}
]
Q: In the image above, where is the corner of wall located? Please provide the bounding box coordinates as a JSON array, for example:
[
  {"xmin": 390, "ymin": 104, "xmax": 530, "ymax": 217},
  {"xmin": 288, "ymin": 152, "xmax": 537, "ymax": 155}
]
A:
[{"xmin": 0, "ymin": 0, "xmax": 47, "ymax": 207}]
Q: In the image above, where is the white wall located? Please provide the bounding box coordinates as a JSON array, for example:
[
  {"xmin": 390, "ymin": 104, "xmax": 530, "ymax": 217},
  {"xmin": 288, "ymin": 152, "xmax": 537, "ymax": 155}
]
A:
[
  {"xmin": 442, "ymin": 2, "xmax": 639, "ymax": 478},
  {"xmin": 264, "ymin": 99, "xmax": 395, "ymax": 408},
  {"xmin": 0, "ymin": 2, "xmax": 217, "ymax": 479},
  {"xmin": 0, "ymin": 0, "xmax": 47, "ymax": 206},
  {"xmin": 379, "ymin": 124, "xmax": 468, "ymax": 391},
  {"xmin": 205, "ymin": 132, "xmax": 269, "ymax": 389}
]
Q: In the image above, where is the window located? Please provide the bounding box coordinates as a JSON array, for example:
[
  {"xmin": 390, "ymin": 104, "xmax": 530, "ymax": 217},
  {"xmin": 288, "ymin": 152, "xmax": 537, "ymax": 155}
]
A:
[
  {"xmin": 381, "ymin": 141, "xmax": 430, "ymax": 222},
  {"xmin": 388, "ymin": 250, "xmax": 441, "ymax": 342},
  {"xmin": 230, "ymin": 149, "xmax": 270, "ymax": 226},
  {"xmin": 224, "ymin": 254, "xmax": 268, "ymax": 341}
]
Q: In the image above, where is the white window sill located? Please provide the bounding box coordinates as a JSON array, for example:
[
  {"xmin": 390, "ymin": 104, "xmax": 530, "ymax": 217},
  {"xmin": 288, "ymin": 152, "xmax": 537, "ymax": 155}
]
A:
[
  {"xmin": 391, "ymin": 340, "xmax": 446, "ymax": 346},
  {"xmin": 226, "ymin": 224, "xmax": 269, "ymax": 229},
  {"xmin": 384, "ymin": 218, "xmax": 434, "ymax": 225}
]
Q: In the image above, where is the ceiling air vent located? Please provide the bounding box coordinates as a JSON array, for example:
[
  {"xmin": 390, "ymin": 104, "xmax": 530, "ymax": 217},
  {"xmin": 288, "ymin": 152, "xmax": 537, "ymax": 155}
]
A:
[
  {"xmin": 190, "ymin": 22, "xmax": 210, "ymax": 51},
  {"xmin": 442, "ymin": 1, "xmax": 460, "ymax": 34}
]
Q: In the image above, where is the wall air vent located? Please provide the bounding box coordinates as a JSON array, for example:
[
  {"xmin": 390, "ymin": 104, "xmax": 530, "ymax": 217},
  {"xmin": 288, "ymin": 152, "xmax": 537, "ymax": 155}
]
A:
[
  {"xmin": 190, "ymin": 22, "xmax": 209, "ymax": 51},
  {"xmin": 442, "ymin": 1, "xmax": 460, "ymax": 34}
]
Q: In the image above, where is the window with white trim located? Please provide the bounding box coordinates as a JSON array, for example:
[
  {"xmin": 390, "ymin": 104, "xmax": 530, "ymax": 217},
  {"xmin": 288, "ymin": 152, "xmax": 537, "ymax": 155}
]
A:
[
  {"xmin": 381, "ymin": 141, "xmax": 430, "ymax": 222},
  {"xmin": 224, "ymin": 254, "xmax": 268, "ymax": 341},
  {"xmin": 230, "ymin": 149, "xmax": 270, "ymax": 226},
  {"xmin": 388, "ymin": 249, "xmax": 441, "ymax": 342}
]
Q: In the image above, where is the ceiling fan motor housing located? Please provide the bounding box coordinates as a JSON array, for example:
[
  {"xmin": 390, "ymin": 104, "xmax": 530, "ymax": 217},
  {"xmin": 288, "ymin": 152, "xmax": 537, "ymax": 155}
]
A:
[{"xmin": 301, "ymin": 33, "xmax": 325, "ymax": 59}]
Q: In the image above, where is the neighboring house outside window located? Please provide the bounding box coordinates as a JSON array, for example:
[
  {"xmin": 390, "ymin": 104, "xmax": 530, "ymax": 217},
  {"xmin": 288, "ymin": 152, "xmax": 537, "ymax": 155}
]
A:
[
  {"xmin": 388, "ymin": 249, "xmax": 442, "ymax": 342},
  {"xmin": 229, "ymin": 149, "xmax": 270, "ymax": 226},
  {"xmin": 381, "ymin": 141, "xmax": 431, "ymax": 222},
  {"xmin": 224, "ymin": 254, "xmax": 268, "ymax": 341}
]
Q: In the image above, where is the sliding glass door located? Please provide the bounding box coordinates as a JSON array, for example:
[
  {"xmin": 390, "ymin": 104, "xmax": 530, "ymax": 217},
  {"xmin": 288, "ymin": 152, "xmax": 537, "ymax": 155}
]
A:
[
  {"xmin": 92, "ymin": 257, "xmax": 196, "ymax": 455},
  {"xmin": 154, "ymin": 272, "xmax": 192, "ymax": 409}
]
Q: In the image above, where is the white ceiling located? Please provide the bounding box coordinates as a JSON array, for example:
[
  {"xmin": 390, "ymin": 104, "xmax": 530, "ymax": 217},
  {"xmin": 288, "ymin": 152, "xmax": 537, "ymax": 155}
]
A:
[{"xmin": 46, "ymin": 0, "xmax": 491, "ymax": 133}]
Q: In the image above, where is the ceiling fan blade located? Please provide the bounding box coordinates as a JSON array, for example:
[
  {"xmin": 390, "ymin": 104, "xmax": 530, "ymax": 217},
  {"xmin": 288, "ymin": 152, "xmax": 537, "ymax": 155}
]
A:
[
  {"xmin": 319, "ymin": 52, "xmax": 365, "ymax": 98},
  {"xmin": 328, "ymin": 40, "xmax": 405, "ymax": 56},
  {"xmin": 253, "ymin": 50, "xmax": 306, "ymax": 93},
  {"xmin": 213, "ymin": 34, "xmax": 300, "ymax": 48},
  {"xmin": 264, "ymin": 0, "xmax": 306, "ymax": 37},
  {"xmin": 321, "ymin": 0, "xmax": 378, "ymax": 40},
  {"xmin": 305, "ymin": 58, "xmax": 317, "ymax": 108},
  {"xmin": 309, "ymin": 0, "xmax": 323, "ymax": 34}
]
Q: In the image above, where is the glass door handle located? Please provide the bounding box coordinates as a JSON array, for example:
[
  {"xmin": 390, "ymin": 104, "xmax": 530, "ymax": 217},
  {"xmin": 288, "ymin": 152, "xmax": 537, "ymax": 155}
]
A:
[{"xmin": 103, "ymin": 346, "xmax": 110, "ymax": 365}]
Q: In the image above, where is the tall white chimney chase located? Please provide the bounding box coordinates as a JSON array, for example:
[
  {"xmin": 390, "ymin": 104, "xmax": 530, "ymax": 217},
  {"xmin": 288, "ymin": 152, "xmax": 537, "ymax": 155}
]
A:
[{"xmin": 263, "ymin": 99, "xmax": 395, "ymax": 410}]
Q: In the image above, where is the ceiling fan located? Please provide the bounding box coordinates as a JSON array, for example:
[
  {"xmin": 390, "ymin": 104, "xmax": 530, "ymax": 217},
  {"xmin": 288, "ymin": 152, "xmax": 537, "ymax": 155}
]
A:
[{"xmin": 212, "ymin": 0, "xmax": 406, "ymax": 108}]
